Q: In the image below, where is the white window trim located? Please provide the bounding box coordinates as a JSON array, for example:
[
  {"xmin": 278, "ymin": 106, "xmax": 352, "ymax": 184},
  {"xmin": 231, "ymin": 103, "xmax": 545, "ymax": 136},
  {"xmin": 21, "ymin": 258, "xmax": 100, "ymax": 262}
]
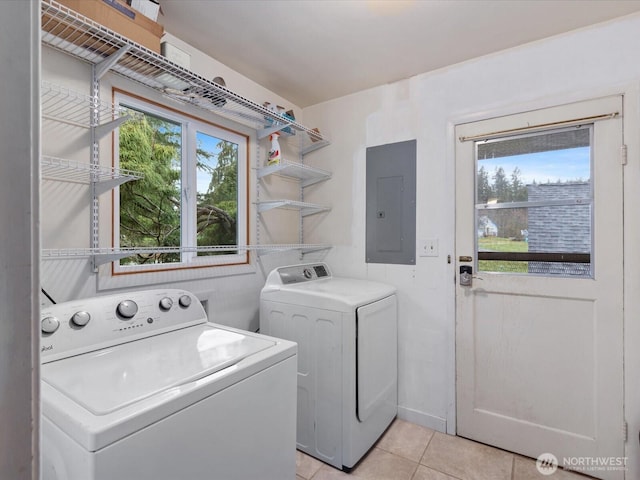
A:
[{"xmin": 112, "ymin": 92, "xmax": 248, "ymax": 274}]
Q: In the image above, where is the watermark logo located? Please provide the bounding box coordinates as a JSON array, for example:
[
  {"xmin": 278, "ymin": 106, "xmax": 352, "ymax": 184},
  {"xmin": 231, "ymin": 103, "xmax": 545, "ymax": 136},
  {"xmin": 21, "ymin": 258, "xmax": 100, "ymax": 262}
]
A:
[
  {"xmin": 563, "ymin": 455, "xmax": 627, "ymax": 473},
  {"xmin": 536, "ymin": 453, "xmax": 558, "ymax": 476},
  {"xmin": 537, "ymin": 452, "xmax": 628, "ymax": 475}
]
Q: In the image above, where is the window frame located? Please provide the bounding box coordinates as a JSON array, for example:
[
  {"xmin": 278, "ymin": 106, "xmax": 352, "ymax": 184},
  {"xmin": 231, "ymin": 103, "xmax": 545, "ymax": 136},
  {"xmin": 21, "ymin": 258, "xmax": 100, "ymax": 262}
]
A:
[{"xmin": 112, "ymin": 90, "xmax": 249, "ymax": 274}]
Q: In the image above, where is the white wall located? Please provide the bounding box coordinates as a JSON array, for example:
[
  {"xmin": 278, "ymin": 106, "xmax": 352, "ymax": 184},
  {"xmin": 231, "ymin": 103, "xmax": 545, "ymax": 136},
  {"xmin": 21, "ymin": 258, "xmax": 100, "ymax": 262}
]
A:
[
  {"xmin": 0, "ymin": 1, "xmax": 40, "ymax": 479},
  {"xmin": 303, "ymin": 13, "xmax": 640, "ymax": 477}
]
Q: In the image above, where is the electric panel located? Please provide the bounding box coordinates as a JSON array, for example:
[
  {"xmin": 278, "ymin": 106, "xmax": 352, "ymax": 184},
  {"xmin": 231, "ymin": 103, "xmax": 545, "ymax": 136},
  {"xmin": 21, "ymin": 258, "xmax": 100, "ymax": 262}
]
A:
[{"xmin": 365, "ymin": 140, "xmax": 416, "ymax": 264}]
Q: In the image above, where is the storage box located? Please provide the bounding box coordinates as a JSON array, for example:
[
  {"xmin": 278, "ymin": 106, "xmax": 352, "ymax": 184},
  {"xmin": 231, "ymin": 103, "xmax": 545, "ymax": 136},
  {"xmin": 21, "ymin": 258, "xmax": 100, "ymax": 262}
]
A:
[
  {"xmin": 54, "ymin": 0, "xmax": 163, "ymax": 53},
  {"xmin": 161, "ymin": 42, "xmax": 191, "ymax": 69},
  {"xmin": 130, "ymin": 0, "xmax": 160, "ymax": 22}
]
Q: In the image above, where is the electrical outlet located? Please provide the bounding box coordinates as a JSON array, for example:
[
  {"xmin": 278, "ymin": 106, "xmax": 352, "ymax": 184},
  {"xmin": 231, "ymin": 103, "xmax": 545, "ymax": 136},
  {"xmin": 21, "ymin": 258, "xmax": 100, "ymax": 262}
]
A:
[{"xmin": 419, "ymin": 238, "xmax": 438, "ymax": 257}]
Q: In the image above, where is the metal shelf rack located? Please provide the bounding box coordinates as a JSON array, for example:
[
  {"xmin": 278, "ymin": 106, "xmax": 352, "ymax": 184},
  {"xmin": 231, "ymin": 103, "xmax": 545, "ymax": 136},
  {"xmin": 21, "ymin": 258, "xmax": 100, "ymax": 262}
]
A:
[
  {"xmin": 41, "ymin": 80, "xmax": 132, "ymax": 134},
  {"xmin": 42, "ymin": 244, "xmax": 332, "ymax": 266},
  {"xmin": 257, "ymin": 200, "xmax": 331, "ymax": 217},
  {"xmin": 41, "ymin": 156, "xmax": 143, "ymax": 195},
  {"xmin": 257, "ymin": 160, "xmax": 331, "ymax": 188},
  {"xmin": 41, "ymin": 0, "xmax": 328, "ymax": 145},
  {"xmin": 40, "ymin": 0, "xmax": 331, "ymax": 263}
]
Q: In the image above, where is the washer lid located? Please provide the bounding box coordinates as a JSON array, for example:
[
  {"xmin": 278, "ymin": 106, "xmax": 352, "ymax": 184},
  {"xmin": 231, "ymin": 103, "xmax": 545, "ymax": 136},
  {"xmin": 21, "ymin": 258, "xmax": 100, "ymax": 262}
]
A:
[{"xmin": 41, "ymin": 324, "xmax": 275, "ymax": 415}]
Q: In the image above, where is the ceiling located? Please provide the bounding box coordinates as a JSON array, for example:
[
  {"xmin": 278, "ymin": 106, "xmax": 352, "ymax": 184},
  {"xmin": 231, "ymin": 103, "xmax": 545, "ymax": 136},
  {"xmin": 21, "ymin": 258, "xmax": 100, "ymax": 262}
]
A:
[{"xmin": 160, "ymin": 0, "xmax": 640, "ymax": 108}]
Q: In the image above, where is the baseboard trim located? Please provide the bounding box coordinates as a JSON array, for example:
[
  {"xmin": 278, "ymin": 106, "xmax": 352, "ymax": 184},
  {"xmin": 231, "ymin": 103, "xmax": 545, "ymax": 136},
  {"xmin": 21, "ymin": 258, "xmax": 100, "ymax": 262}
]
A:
[{"xmin": 397, "ymin": 406, "xmax": 447, "ymax": 433}]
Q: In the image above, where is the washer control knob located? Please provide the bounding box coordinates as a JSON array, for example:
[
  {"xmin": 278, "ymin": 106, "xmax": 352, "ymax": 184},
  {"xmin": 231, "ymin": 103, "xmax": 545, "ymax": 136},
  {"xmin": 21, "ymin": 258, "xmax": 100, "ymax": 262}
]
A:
[
  {"xmin": 117, "ymin": 300, "xmax": 138, "ymax": 319},
  {"xmin": 71, "ymin": 311, "xmax": 91, "ymax": 327},
  {"xmin": 178, "ymin": 295, "xmax": 191, "ymax": 308},
  {"xmin": 41, "ymin": 316, "xmax": 60, "ymax": 334},
  {"xmin": 159, "ymin": 297, "xmax": 173, "ymax": 311},
  {"xmin": 303, "ymin": 268, "xmax": 313, "ymax": 279}
]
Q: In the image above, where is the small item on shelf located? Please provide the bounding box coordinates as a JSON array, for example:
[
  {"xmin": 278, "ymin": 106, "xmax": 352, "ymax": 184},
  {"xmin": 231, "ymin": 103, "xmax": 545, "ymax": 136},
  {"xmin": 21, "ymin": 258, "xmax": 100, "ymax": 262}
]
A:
[
  {"xmin": 263, "ymin": 101, "xmax": 277, "ymax": 114},
  {"xmin": 285, "ymin": 109, "xmax": 296, "ymax": 120},
  {"xmin": 160, "ymin": 41, "xmax": 191, "ymax": 69},
  {"xmin": 263, "ymin": 101, "xmax": 277, "ymax": 122},
  {"xmin": 263, "ymin": 102, "xmax": 294, "ymax": 135},
  {"xmin": 203, "ymin": 76, "xmax": 227, "ymax": 107},
  {"xmin": 281, "ymin": 110, "xmax": 295, "ymax": 123},
  {"xmin": 281, "ymin": 117, "xmax": 295, "ymax": 135},
  {"xmin": 129, "ymin": 0, "xmax": 160, "ymax": 21},
  {"xmin": 268, "ymin": 132, "xmax": 282, "ymax": 166},
  {"xmin": 308, "ymin": 127, "xmax": 322, "ymax": 143}
]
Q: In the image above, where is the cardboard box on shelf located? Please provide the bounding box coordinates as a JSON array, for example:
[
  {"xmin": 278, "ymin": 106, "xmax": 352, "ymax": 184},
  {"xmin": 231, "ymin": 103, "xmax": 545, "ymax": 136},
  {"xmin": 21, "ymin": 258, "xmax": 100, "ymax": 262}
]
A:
[{"xmin": 55, "ymin": 0, "xmax": 163, "ymax": 53}]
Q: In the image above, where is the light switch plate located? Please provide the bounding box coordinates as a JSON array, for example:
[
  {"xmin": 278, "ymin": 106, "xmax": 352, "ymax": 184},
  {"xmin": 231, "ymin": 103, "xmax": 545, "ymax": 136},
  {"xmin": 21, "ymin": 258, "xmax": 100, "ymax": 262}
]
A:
[{"xmin": 419, "ymin": 238, "xmax": 438, "ymax": 257}]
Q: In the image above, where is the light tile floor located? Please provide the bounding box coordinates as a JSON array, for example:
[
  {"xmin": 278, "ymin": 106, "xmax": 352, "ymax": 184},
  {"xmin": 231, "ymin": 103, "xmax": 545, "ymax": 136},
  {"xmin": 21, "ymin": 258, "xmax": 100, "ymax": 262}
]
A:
[{"xmin": 296, "ymin": 419, "xmax": 591, "ymax": 480}]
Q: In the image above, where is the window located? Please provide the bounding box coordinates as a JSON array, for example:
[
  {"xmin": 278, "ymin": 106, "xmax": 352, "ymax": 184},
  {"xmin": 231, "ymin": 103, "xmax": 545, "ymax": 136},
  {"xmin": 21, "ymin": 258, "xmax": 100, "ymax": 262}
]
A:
[
  {"xmin": 114, "ymin": 92, "xmax": 248, "ymax": 273},
  {"xmin": 475, "ymin": 126, "xmax": 592, "ymax": 277}
]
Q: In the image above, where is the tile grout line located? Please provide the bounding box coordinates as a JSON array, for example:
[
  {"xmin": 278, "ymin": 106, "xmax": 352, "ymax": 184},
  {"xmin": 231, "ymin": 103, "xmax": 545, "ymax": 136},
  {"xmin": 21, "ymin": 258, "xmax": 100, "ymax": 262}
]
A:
[
  {"xmin": 511, "ymin": 454, "xmax": 515, "ymax": 480},
  {"xmin": 418, "ymin": 429, "xmax": 437, "ymax": 464},
  {"xmin": 422, "ymin": 464, "xmax": 466, "ymax": 480},
  {"xmin": 403, "ymin": 428, "xmax": 434, "ymax": 480},
  {"xmin": 299, "ymin": 452, "xmax": 321, "ymax": 480},
  {"xmin": 306, "ymin": 462, "xmax": 321, "ymax": 480},
  {"xmin": 306, "ymin": 430, "xmax": 521, "ymax": 480},
  {"xmin": 408, "ymin": 457, "xmax": 420, "ymax": 480},
  {"xmin": 416, "ymin": 431, "xmax": 467, "ymax": 480}
]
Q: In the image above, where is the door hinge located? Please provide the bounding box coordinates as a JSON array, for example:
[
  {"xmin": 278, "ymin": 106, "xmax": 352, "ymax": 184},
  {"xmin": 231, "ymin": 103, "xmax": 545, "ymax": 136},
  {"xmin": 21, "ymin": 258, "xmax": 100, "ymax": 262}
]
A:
[
  {"xmin": 623, "ymin": 421, "xmax": 628, "ymax": 442},
  {"xmin": 621, "ymin": 145, "xmax": 628, "ymax": 165}
]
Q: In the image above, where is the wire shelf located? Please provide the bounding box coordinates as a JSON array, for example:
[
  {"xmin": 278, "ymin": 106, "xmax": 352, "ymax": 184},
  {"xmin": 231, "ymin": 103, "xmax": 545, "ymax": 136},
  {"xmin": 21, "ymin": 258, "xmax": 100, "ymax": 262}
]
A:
[
  {"xmin": 257, "ymin": 199, "xmax": 331, "ymax": 217},
  {"xmin": 41, "ymin": 80, "xmax": 131, "ymax": 128},
  {"xmin": 41, "ymin": 155, "xmax": 143, "ymax": 185},
  {"xmin": 257, "ymin": 160, "xmax": 331, "ymax": 187},
  {"xmin": 42, "ymin": 244, "xmax": 332, "ymax": 263},
  {"xmin": 41, "ymin": 0, "xmax": 328, "ymax": 144}
]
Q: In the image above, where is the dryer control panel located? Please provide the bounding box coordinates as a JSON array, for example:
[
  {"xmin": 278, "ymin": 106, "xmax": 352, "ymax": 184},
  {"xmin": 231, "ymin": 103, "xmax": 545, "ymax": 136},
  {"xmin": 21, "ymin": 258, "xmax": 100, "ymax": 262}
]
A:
[
  {"xmin": 40, "ymin": 289, "xmax": 206, "ymax": 363},
  {"xmin": 270, "ymin": 263, "xmax": 332, "ymax": 285}
]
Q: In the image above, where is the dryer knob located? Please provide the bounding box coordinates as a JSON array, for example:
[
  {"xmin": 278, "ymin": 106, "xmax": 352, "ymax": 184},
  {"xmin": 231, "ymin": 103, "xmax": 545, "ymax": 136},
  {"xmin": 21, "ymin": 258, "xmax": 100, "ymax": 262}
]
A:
[
  {"xmin": 117, "ymin": 300, "xmax": 138, "ymax": 319},
  {"xmin": 178, "ymin": 295, "xmax": 192, "ymax": 308},
  {"xmin": 41, "ymin": 316, "xmax": 60, "ymax": 334},
  {"xmin": 71, "ymin": 311, "xmax": 91, "ymax": 327},
  {"xmin": 159, "ymin": 297, "xmax": 173, "ymax": 311}
]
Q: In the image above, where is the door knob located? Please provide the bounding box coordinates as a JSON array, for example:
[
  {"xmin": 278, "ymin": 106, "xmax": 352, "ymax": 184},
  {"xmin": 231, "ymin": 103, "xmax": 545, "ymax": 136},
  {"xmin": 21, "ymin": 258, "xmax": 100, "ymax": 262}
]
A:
[{"xmin": 460, "ymin": 266, "xmax": 473, "ymax": 286}]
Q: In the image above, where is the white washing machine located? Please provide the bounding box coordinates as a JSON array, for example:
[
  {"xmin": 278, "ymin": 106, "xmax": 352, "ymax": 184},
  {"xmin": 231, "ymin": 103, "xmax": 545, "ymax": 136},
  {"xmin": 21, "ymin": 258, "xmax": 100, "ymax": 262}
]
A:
[
  {"xmin": 40, "ymin": 289, "xmax": 297, "ymax": 480},
  {"xmin": 260, "ymin": 263, "xmax": 397, "ymax": 470}
]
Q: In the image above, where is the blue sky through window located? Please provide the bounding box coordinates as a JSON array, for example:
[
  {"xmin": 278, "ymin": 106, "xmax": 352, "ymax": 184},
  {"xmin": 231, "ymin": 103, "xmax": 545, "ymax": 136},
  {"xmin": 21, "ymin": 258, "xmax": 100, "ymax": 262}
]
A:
[
  {"xmin": 478, "ymin": 146, "xmax": 590, "ymax": 185},
  {"xmin": 196, "ymin": 131, "xmax": 223, "ymax": 194}
]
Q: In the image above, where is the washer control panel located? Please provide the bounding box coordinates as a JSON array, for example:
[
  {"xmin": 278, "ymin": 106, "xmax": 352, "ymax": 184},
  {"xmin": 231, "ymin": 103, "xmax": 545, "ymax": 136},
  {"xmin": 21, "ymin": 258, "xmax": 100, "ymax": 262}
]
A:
[
  {"xmin": 40, "ymin": 289, "xmax": 206, "ymax": 363},
  {"xmin": 271, "ymin": 263, "xmax": 332, "ymax": 285}
]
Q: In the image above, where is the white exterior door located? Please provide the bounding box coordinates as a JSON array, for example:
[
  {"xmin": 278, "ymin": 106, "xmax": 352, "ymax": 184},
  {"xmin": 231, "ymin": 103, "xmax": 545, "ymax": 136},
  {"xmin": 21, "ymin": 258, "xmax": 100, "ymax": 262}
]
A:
[{"xmin": 455, "ymin": 96, "xmax": 625, "ymax": 480}]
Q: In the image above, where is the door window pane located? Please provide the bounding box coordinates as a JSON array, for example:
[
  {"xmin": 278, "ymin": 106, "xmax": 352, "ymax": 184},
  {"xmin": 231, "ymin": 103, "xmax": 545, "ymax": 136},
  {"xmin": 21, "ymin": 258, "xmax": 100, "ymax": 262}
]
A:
[{"xmin": 475, "ymin": 126, "xmax": 592, "ymax": 277}]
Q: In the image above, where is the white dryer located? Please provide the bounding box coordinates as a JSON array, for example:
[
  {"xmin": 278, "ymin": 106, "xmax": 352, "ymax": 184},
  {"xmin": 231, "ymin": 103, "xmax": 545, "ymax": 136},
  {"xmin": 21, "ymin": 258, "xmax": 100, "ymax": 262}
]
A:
[
  {"xmin": 260, "ymin": 263, "xmax": 397, "ymax": 470},
  {"xmin": 40, "ymin": 289, "xmax": 297, "ymax": 480}
]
